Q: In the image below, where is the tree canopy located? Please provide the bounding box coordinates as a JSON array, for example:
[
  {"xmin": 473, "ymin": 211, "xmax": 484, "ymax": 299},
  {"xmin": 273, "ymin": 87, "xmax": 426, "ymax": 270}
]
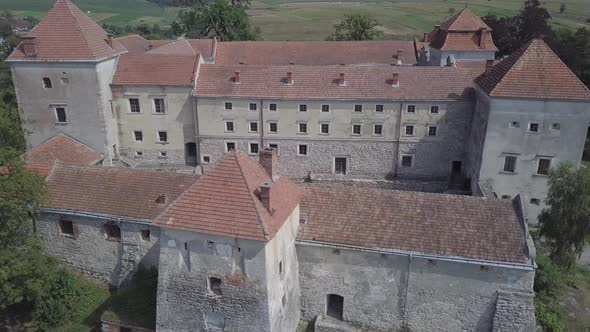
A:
[{"xmin": 327, "ymin": 12, "xmax": 382, "ymax": 41}]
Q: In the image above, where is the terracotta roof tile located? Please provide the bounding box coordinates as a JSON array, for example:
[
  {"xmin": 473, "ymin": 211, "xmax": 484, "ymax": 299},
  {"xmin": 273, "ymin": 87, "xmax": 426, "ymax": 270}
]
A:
[
  {"xmin": 475, "ymin": 39, "xmax": 590, "ymax": 100},
  {"xmin": 154, "ymin": 151, "xmax": 303, "ymax": 241},
  {"xmin": 112, "ymin": 54, "xmax": 199, "ymax": 86},
  {"xmin": 146, "ymin": 39, "xmax": 197, "ymax": 56},
  {"xmin": 440, "ymin": 9, "xmax": 491, "ymax": 31},
  {"xmin": 299, "ymin": 185, "xmax": 529, "ymax": 264},
  {"xmin": 115, "ymin": 35, "xmax": 173, "ymax": 55},
  {"xmin": 46, "ymin": 164, "xmax": 197, "ymax": 220},
  {"xmin": 195, "ymin": 64, "xmax": 484, "ymax": 100},
  {"xmin": 8, "ymin": 0, "xmax": 126, "ymax": 61}
]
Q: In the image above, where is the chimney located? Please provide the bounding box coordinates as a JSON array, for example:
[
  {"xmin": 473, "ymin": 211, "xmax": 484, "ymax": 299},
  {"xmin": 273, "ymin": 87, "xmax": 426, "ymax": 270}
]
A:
[
  {"xmin": 234, "ymin": 71, "xmax": 240, "ymax": 83},
  {"xmin": 106, "ymin": 34, "xmax": 113, "ymax": 48},
  {"xmin": 434, "ymin": 24, "xmax": 441, "ymax": 30},
  {"xmin": 156, "ymin": 193, "xmax": 167, "ymax": 204},
  {"xmin": 21, "ymin": 36, "xmax": 37, "ymax": 57},
  {"xmin": 391, "ymin": 73, "xmax": 399, "ymax": 87},
  {"xmin": 259, "ymin": 182, "xmax": 273, "ymax": 213},
  {"xmin": 339, "ymin": 73, "xmax": 346, "ymax": 86},
  {"xmin": 485, "ymin": 59, "xmax": 494, "ymax": 74},
  {"xmin": 479, "ymin": 28, "xmax": 488, "ymax": 48},
  {"xmin": 259, "ymin": 148, "xmax": 278, "ymax": 179},
  {"xmin": 396, "ymin": 50, "xmax": 403, "ymax": 65},
  {"xmin": 147, "ymin": 42, "xmax": 154, "ymax": 50},
  {"xmin": 286, "ymin": 72, "xmax": 293, "ymax": 85}
]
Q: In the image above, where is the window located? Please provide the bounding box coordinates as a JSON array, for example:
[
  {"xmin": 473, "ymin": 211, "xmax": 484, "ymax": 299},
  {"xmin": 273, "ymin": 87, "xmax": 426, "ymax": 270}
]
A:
[
  {"xmin": 352, "ymin": 124, "xmax": 361, "ymax": 135},
  {"xmin": 206, "ymin": 312, "xmax": 225, "ymax": 330},
  {"xmin": 209, "ymin": 277, "xmax": 222, "ymax": 295},
  {"xmin": 269, "ymin": 122, "xmax": 278, "ymax": 133},
  {"xmin": 133, "ymin": 131, "xmax": 143, "ymax": 142},
  {"xmin": 354, "ymin": 104, "xmax": 363, "ymax": 112},
  {"xmin": 537, "ymin": 158, "xmax": 551, "ymax": 175},
  {"xmin": 55, "ymin": 107, "xmax": 67, "ymax": 123},
  {"xmin": 249, "ymin": 103, "xmax": 257, "ymax": 111},
  {"xmin": 299, "ymin": 104, "xmax": 307, "ymax": 112},
  {"xmin": 375, "ymin": 104, "xmax": 384, "ymax": 112},
  {"xmin": 224, "ymin": 102, "xmax": 232, "ymax": 110},
  {"xmin": 510, "ymin": 121, "xmax": 520, "ymax": 128},
  {"xmin": 530, "ymin": 198, "xmax": 541, "ymax": 206},
  {"xmin": 326, "ymin": 294, "xmax": 344, "ymax": 321},
  {"xmin": 153, "ymin": 98, "xmax": 166, "ymax": 113},
  {"xmin": 157, "ymin": 131, "xmax": 168, "ymax": 143},
  {"xmin": 321, "ymin": 104, "xmax": 330, "ymax": 112},
  {"xmin": 225, "ymin": 121, "xmax": 234, "ymax": 132},
  {"xmin": 373, "ymin": 124, "xmax": 383, "ymax": 135},
  {"xmin": 279, "ymin": 260, "xmax": 283, "ymax": 274},
  {"xmin": 269, "ymin": 103, "xmax": 277, "ymax": 111},
  {"xmin": 249, "ymin": 143, "xmax": 259, "ymax": 154},
  {"xmin": 269, "ymin": 143, "xmax": 279, "ymax": 151},
  {"xmin": 226, "ymin": 142, "xmax": 235, "ymax": 151},
  {"xmin": 528, "ymin": 122, "xmax": 540, "ymax": 133},
  {"xmin": 406, "ymin": 105, "xmax": 416, "ymax": 113},
  {"xmin": 42, "ymin": 77, "xmax": 52, "ymax": 89},
  {"xmin": 298, "ymin": 122, "xmax": 308, "ymax": 134},
  {"xmin": 320, "ymin": 123, "xmax": 330, "ymax": 134},
  {"xmin": 405, "ymin": 125, "xmax": 414, "ymax": 136},
  {"xmin": 185, "ymin": 142, "xmax": 197, "ymax": 157},
  {"xmin": 335, "ymin": 157, "xmax": 347, "ymax": 175},
  {"xmin": 129, "ymin": 98, "xmax": 141, "ymax": 113},
  {"xmin": 298, "ymin": 144, "xmax": 308, "ymax": 156},
  {"xmin": 160, "ymin": 151, "xmax": 167, "ymax": 158},
  {"xmin": 401, "ymin": 155, "xmax": 413, "ymax": 168},
  {"xmin": 428, "ymin": 126, "xmax": 437, "ymax": 136},
  {"xmin": 135, "ymin": 151, "xmax": 143, "ymax": 157},
  {"xmin": 141, "ymin": 229, "xmax": 150, "ymax": 241},
  {"xmin": 202, "ymin": 155, "xmax": 211, "ymax": 163},
  {"xmin": 551, "ymin": 123, "xmax": 560, "ymax": 130},
  {"xmin": 501, "ymin": 195, "xmax": 511, "ymax": 200},
  {"xmin": 503, "ymin": 156, "xmax": 517, "ymax": 173},
  {"xmin": 249, "ymin": 121, "xmax": 258, "ymax": 133},
  {"xmin": 104, "ymin": 224, "xmax": 121, "ymax": 240},
  {"xmin": 58, "ymin": 220, "xmax": 74, "ymax": 237},
  {"xmin": 430, "ymin": 106, "xmax": 439, "ymax": 114}
]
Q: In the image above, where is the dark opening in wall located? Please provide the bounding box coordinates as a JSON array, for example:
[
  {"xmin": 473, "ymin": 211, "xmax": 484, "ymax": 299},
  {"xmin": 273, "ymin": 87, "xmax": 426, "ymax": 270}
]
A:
[
  {"xmin": 141, "ymin": 229, "xmax": 150, "ymax": 241},
  {"xmin": 104, "ymin": 223, "xmax": 121, "ymax": 240},
  {"xmin": 58, "ymin": 219, "xmax": 74, "ymax": 237},
  {"xmin": 209, "ymin": 277, "xmax": 222, "ymax": 295},
  {"xmin": 326, "ymin": 294, "xmax": 344, "ymax": 321}
]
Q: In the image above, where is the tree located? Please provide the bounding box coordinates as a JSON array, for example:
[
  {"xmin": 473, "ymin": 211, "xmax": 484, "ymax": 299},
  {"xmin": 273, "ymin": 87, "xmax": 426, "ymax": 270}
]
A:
[
  {"xmin": 559, "ymin": 3, "xmax": 566, "ymax": 14},
  {"xmin": 175, "ymin": 0, "xmax": 250, "ymax": 9},
  {"xmin": 538, "ymin": 163, "xmax": 590, "ymax": 270},
  {"xmin": 550, "ymin": 28, "xmax": 590, "ymax": 88},
  {"xmin": 173, "ymin": 0, "xmax": 258, "ymax": 40},
  {"xmin": 328, "ymin": 13, "xmax": 382, "ymax": 41}
]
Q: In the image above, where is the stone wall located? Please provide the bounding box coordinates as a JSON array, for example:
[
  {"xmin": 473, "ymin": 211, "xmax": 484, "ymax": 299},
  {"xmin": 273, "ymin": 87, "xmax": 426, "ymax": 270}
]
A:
[{"xmin": 492, "ymin": 290, "xmax": 535, "ymax": 332}]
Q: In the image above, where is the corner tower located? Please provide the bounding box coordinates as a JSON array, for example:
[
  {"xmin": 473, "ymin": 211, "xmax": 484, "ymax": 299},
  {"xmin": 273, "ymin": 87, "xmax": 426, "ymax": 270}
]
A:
[{"xmin": 7, "ymin": 0, "xmax": 126, "ymax": 163}]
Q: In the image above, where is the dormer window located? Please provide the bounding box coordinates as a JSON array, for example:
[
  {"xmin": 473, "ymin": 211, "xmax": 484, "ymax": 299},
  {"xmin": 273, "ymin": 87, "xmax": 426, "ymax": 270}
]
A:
[{"xmin": 42, "ymin": 77, "xmax": 52, "ymax": 89}]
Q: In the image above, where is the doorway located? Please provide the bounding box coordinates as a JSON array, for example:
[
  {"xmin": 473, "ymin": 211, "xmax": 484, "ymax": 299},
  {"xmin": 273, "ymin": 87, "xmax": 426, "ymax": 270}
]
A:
[
  {"xmin": 326, "ymin": 294, "xmax": 344, "ymax": 320},
  {"xmin": 184, "ymin": 142, "xmax": 197, "ymax": 166},
  {"xmin": 334, "ymin": 157, "xmax": 347, "ymax": 175},
  {"xmin": 451, "ymin": 161, "xmax": 462, "ymax": 177}
]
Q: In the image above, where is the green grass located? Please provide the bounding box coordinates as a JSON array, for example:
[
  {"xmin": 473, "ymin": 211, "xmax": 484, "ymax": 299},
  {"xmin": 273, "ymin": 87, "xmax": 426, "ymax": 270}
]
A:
[{"xmin": 583, "ymin": 160, "xmax": 590, "ymax": 168}]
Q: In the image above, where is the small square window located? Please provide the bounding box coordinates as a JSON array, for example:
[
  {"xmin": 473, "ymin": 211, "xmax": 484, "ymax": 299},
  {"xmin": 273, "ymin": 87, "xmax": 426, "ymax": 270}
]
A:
[
  {"xmin": 42, "ymin": 77, "xmax": 52, "ymax": 89},
  {"xmin": 135, "ymin": 151, "xmax": 143, "ymax": 157},
  {"xmin": 225, "ymin": 121, "xmax": 234, "ymax": 132},
  {"xmin": 406, "ymin": 105, "xmax": 416, "ymax": 113},
  {"xmin": 375, "ymin": 104, "xmax": 384, "ymax": 112},
  {"xmin": 503, "ymin": 156, "xmax": 517, "ymax": 173},
  {"xmin": 269, "ymin": 143, "xmax": 279, "ymax": 150},
  {"xmin": 354, "ymin": 104, "xmax": 363, "ymax": 112},
  {"xmin": 249, "ymin": 143, "xmax": 259, "ymax": 154},
  {"xmin": 405, "ymin": 125, "xmax": 414, "ymax": 136},
  {"xmin": 428, "ymin": 126, "xmax": 437, "ymax": 136},
  {"xmin": 530, "ymin": 198, "xmax": 541, "ymax": 206},
  {"xmin": 537, "ymin": 158, "xmax": 551, "ymax": 175},
  {"xmin": 551, "ymin": 123, "xmax": 560, "ymax": 130},
  {"xmin": 141, "ymin": 229, "xmax": 150, "ymax": 241},
  {"xmin": 430, "ymin": 106, "xmax": 439, "ymax": 114},
  {"xmin": 528, "ymin": 123, "xmax": 540, "ymax": 133},
  {"xmin": 160, "ymin": 151, "xmax": 167, "ymax": 158},
  {"xmin": 298, "ymin": 123, "xmax": 308, "ymax": 134},
  {"xmin": 249, "ymin": 122, "xmax": 258, "ymax": 133},
  {"xmin": 321, "ymin": 123, "xmax": 330, "ymax": 134},
  {"xmin": 269, "ymin": 122, "xmax": 278, "ymax": 133},
  {"xmin": 352, "ymin": 124, "xmax": 361, "ymax": 135},
  {"xmin": 269, "ymin": 103, "xmax": 277, "ymax": 111},
  {"xmin": 374, "ymin": 124, "xmax": 383, "ymax": 135},
  {"xmin": 154, "ymin": 98, "xmax": 166, "ymax": 113},
  {"xmin": 209, "ymin": 277, "xmax": 222, "ymax": 295},
  {"xmin": 104, "ymin": 223, "xmax": 121, "ymax": 240},
  {"xmin": 224, "ymin": 102, "xmax": 232, "ymax": 110},
  {"xmin": 134, "ymin": 131, "xmax": 143, "ymax": 142},
  {"xmin": 321, "ymin": 104, "xmax": 330, "ymax": 112},
  {"xmin": 299, "ymin": 104, "xmax": 307, "ymax": 112},
  {"xmin": 510, "ymin": 121, "xmax": 520, "ymax": 128},
  {"xmin": 55, "ymin": 107, "xmax": 67, "ymax": 123},
  {"xmin": 129, "ymin": 98, "xmax": 141, "ymax": 113},
  {"xmin": 298, "ymin": 144, "xmax": 308, "ymax": 156},
  {"xmin": 401, "ymin": 155, "xmax": 413, "ymax": 168},
  {"xmin": 58, "ymin": 220, "xmax": 74, "ymax": 236},
  {"xmin": 202, "ymin": 155, "xmax": 211, "ymax": 163},
  {"xmin": 158, "ymin": 131, "xmax": 168, "ymax": 143},
  {"xmin": 226, "ymin": 142, "xmax": 235, "ymax": 151},
  {"xmin": 249, "ymin": 103, "xmax": 257, "ymax": 111}
]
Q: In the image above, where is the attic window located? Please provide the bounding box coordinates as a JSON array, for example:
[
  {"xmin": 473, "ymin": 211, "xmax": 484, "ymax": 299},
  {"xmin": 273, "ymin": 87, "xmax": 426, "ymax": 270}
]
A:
[
  {"xmin": 104, "ymin": 224, "xmax": 121, "ymax": 240},
  {"xmin": 141, "ymin": 229, "xmax": 151, "ymax": 241},
  {"xmin": 42, "ymin": 77, "xmax": 52, "ymax": 89},
  {"xmin": 58, "ymin": 220, "xmax": 74, "ymax": 237}
]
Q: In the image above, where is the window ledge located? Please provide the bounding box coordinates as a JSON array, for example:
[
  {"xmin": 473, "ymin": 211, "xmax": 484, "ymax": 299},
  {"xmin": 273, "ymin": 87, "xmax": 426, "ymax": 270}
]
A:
[
  {"xmin": 499, "ymin": 171, "xmax": 518, "ymax": 175},
  {"xmin": 55, "ymin": 122, "xmax": 68, "ymax": 125},
  {"xmin": 319, "ymin": 133, "xmax": 329, "ymax": 136},
  {"xmin": 105, "ymin": 237, "xmax": 121, "ymax": 242},
  {"xmin": 155, "ymin": 141, "xmax": 169, "ymax": 145},
  {"xmin": 268, "ymin": 132, "xmax": 278, "ymax": 135},
  {"xmin": 152, "ymin": 112, "xmax": 168, "ymax": 115},
  {"xmin": 127, "ymin": 112, "xmax": 143, "ymax": 115},
  {"xmin": 297, "ymin": 132, "xmax": 308, "ymax": 135},
  {"xmin": 60, "ymin": 233, "xmax": 75, "ymax": 239},
  {"xmin": 533, "ymin": 173, "xmax": 549, "ymax": 178}
]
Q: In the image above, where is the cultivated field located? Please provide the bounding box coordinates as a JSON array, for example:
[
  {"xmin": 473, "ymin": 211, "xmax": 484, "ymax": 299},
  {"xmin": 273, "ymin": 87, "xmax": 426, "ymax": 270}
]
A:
[{"xmin": 2, "ymin": 0, "xmax": 589, "ymax": 40}]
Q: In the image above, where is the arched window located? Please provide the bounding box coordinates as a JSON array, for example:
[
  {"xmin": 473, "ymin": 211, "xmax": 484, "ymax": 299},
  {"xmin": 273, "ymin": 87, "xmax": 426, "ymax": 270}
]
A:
[{"xmin": 42, "ymin": 77, "xmax": 52, "ymax": 89}]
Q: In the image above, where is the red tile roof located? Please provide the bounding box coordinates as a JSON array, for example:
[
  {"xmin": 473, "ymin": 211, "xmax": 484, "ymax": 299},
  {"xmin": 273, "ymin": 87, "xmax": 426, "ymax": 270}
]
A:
[
  {"xmin": 299, "ymin": 185, "xmax": 529, "ymax": 264},
  {"xmin": 214, "ymin": 40, "xmax": 417, "ymax": 65},
  {"xmin": 154, "ymin": 151, "xmax": 303, "ymax": 241},
  {"xmin": 146, "ymin": 39, "xmax": 197, "ymax": 56},
  {"xmin": 24, "ymin": 133, "xmax": 103, "ymax": 176},
  {"xmin": 112, "ymin": 54, "xmax": 199, "ymax": 86},
  {"xmin": 475, "ymin": 39, "xmax": 590, "ymax": 100},
  {"xmin": 195, "ymin": 64, "xmax": 484, "ymax": 100},
  {"xmin": 46, "ymin": 164, "xmax": 198, "ymax": 220},
  {"xmin": 440, "ymin": 9, "xmax": 491, "ymax": 31},
  {"xmin": 8, "ymin": 0, "xmax": 126, "ymax": 61},
  {"xmin": 115, "ymin": 35, "xmax": 173, "ymax": 55},
  {"xmin": 424, "ymin": 9, "xmax": 497, "ymax": 52}
]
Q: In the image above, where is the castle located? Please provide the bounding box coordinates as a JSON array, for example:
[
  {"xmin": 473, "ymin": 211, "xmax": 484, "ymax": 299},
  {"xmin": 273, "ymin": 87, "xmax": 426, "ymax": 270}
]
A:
[{"xmin": 7, "ymin": 0, "xmax": 590, "ymax": 331}]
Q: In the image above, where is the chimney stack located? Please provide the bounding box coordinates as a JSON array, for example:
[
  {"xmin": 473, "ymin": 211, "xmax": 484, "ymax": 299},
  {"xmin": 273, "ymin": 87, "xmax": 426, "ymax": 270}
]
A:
[
  {"xmin": 21, "ymin": 36, "xmax": 37, "ymax": 57},
  {"xmin": 434, "ymin": 24, "xmax": 441, "ymax": 30},
  {"xmin": 286, "ymin": 72, "xmax": 293, "ymax": 85},
  {"xmin": 234, "ymin": 71, "xmax": 240, "ymax": 83},
  {"xmin": 339, "ymin": 73, "xmax": 346, "ymax": 86},
  {"xmin": 259, "ymin": 182, "xmax": 273, "ymax": 213},
  {"xmin": 106, "ymin": 34, "xmax": 113, "ymax": 48},
  {"xmin": 485, "ymin": 59, "xmax": 494, "ymax": 74},
  {"xmin": 396, "ymin": 50, "xmax": 403, "ymax": 65},
  {"xmin": 259, "ymin": 148, "xmax": 278, "ymax": 179},
  {"xmin": 148, "ymin": 42, "xmax": 154, "ymax": 50},
  {"xmin": 391, "ymin": 73, "xmax": 400, "ymax": 87}
]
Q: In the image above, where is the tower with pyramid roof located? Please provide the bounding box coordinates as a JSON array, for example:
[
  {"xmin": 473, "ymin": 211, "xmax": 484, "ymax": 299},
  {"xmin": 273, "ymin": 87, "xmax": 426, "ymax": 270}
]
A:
[{"xmin": 6, "ymin": 0, "xmax": 126, "ymax": 163}]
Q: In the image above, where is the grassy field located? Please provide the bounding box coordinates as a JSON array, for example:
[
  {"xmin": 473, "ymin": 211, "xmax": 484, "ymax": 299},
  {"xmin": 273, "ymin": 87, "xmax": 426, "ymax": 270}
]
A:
[{"xmin": 2, "ymin": 0, "xmax": 590, "ymax": 40}]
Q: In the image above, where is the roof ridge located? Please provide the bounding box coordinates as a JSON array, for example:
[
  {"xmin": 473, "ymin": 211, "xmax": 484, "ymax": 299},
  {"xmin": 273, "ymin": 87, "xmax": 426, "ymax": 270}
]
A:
[
  {"xmin": 234, "ymin": 152, "xmax": 270, "ymax": 240},
  {"xmin": 63, "ymin": 0, "xmax": 98, "ymax": 58}
]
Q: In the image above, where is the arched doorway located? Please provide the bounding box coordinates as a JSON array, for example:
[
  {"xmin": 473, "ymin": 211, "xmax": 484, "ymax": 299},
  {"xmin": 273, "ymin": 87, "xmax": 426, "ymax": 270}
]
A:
[{"xmin": 185, "ymin": 142, "xmax": 197, "ymax": 166}]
